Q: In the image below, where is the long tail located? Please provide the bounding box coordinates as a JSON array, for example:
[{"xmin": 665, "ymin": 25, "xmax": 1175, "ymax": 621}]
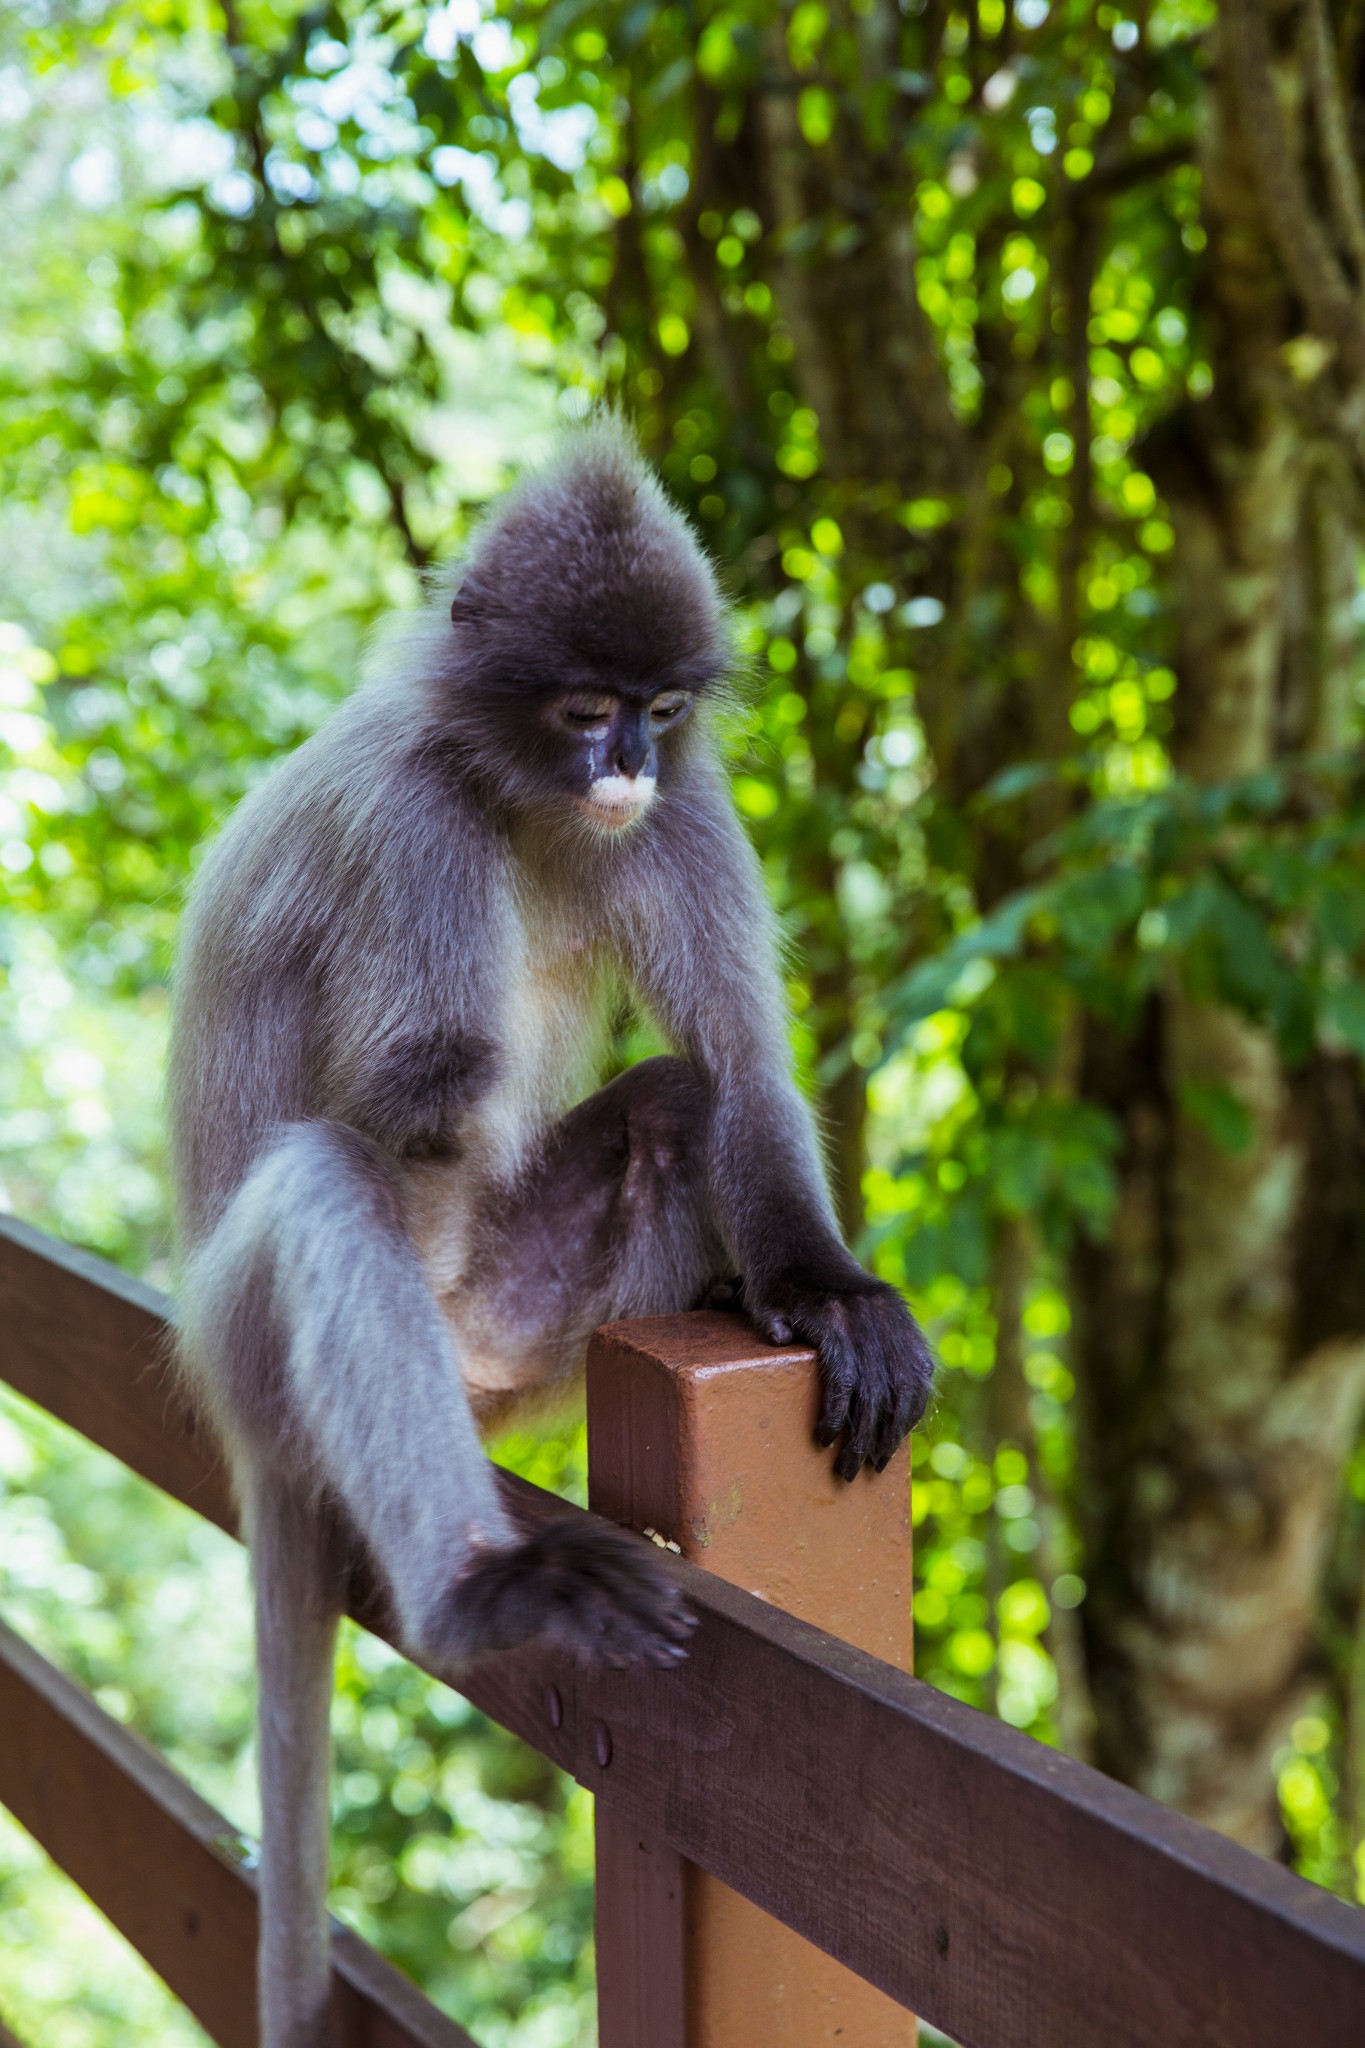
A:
[
  {"xmin": 248, "ymin": 1475, "xmax": 343, "ymax": 2048},
  {"xmin": 177, "ymin": 1120, "xmax": 690, "ymax": 2046}
]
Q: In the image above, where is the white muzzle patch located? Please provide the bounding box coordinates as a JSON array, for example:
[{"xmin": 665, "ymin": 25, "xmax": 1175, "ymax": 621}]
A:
[{"xmin": 582, "ymin": 773, "xmax": 657, "ymax": 826}]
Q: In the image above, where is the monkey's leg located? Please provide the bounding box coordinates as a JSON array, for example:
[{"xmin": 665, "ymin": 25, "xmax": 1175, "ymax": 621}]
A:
[
  {"xmin": 248, "ymin": 1473, "xmax": 344, "ymax": 2048},
  {"xmin": 455, "ymin": 1056, "xmax": 726, "ymax": 1388},
  {"xmin": 182, "ymin": 1120, "xmax": 515, "ymax": 1652},
  {"xmin": 181, "ymin": 1120, "xmax": 692, "ymax": 1676}
]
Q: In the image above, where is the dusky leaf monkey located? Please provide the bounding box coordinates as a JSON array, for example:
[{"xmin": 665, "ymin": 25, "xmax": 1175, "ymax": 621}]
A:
[{"xmin": 169, "ymin": 421, "xmax": 933, "ymax": 2046}]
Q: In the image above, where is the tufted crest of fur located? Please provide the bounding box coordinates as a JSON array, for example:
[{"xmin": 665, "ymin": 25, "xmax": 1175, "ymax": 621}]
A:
[{"xmin": 448, "ymin": 416, "xmax": 727, "ymax": 691}]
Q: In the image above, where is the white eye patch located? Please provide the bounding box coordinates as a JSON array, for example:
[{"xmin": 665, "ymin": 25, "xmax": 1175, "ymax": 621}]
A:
[{"xmin": 584, "ymin": 773, "xmax": 657, "ymax": 818}]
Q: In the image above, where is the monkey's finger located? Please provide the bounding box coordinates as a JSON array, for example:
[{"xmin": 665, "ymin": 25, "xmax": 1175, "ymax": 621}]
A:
[
  {"xmin": 843, "ymin": 1332, "xmax": 889, "ymax": 1473},
  {"xmin": 752, "ymin": 1306, "xmax": 794, "ymax": 1346},
  {"xmin": 884, "ymin": 1336, "xmax": 935, "ymax": 1462},
  {"xmin": 584, "ymin": 1605, "xmax": 687, "ymax": 1666},
  {"xmin": 846, "ymin": 1390, "xmax": 882, "ymax": 1476},
  {"xmin": 848, "ymin": 1300, "xmax": 931, "ymax": 1472},
  {"xmin": 815, "ymin": 1332, "xmax": 856, "ymax": 1447},
  {"xmin": 869, "ymin": 1385, "xmax": 909, "ymax": 1471},
  {"xmin": 878, "ymin": 1390, "xmax": 918, "ymax": 1466},
  {"xmin": 645, "ymin": 1638, "xmax": 693, "ymax": 1667},
  {"xmin": 814, "ymin": 1391, "xmax": 844, "ymax": 1448},
  {"xmin": 819, "ymin": 1398, "xmax": 855, "ymax": 1458}
]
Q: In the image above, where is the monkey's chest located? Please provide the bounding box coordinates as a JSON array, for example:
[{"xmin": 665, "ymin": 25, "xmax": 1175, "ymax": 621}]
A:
[
  {"xmin": 479, "ymin": 922, "xmax": 609, "ymax": 1171},
  {"xmin": 401, "ymin": 918, "xmax": 610, "ymax": 1291}
]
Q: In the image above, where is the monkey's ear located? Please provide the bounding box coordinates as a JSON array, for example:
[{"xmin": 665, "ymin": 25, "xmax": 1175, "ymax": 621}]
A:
[{"xmin": 450, "ymin": 577, "xmax": 489, "ymax": 627}]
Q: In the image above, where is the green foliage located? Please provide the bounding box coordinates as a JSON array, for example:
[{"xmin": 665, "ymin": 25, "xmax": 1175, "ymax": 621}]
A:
[
  {"xmin": 880, "ymin": 759, "xmax": 1365, "ymax": 1260},
  {"xmin": 2, "ymin": 0, "xmax": 1364, "ymax": 2036}
]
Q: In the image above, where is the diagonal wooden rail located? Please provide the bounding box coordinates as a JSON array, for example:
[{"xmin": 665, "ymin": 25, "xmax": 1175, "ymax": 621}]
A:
[
  {"xmin": 2, "ymin": 1212, "xmax": 1365, "ymax": 2048},
  {"xmin": 0, "ymin": 1615, "xmax": 474, "ymax": 2048}
]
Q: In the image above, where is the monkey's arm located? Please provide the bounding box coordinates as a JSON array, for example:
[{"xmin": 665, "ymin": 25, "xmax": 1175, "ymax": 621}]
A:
[
  {"xmin": 630, "ymin": 787, "xmax": 933, "ymax": 1475},
  {"xmin": 306, "ymin": 760, "xmax": 510, "ymax": 1160}
]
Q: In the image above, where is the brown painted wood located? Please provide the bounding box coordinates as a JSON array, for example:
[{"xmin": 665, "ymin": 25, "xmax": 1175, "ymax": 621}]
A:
[
  {"xmin": 592, "ymin": 1814, "xmax": 688, "ymax": 2048},
  {"xmin": 0, "ymin": 2016, "xmax": 27, "ymax": 2047},
  {"xmin": 0, "ymin": 1617, "xmax": 473, "ymax": 2048},
  {"xmin": 5, "ymin": 1219, "xmax": 1365, "ymax": 2048},
  {"xmin": 588, "ymin": 1316, "xmax": 916, "ymax": 2048},
  {"xmin": 0, "ymin": 1214, "xmax": 236, "ymax": 1534}
]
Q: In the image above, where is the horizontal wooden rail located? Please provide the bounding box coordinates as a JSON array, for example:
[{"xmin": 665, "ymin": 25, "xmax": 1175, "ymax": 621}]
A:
[
  {"xmin": 0, "ymin": 1615, "xmax": 473, "ymax": 2048},
  {"xmin": 4, "ymin": 1214, "xmax": 1365, "ymax": 2048}
]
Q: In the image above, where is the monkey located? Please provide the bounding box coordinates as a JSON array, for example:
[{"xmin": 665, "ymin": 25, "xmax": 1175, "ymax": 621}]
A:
[{"xmin": 168, "ymin": 419, "xmax": 934, "ymax": 2048}]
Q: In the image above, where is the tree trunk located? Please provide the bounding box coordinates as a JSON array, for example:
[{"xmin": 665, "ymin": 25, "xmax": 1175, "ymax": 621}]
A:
[{"xmin": 1072, "ymin": 20, "xmax": 1365, "ymax": 1850}]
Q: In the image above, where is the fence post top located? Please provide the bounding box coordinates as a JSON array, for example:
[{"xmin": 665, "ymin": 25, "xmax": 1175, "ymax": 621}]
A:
[
  {"xmin": 589, "ymin": 1309, "xmax": 817, "ymax": 1382},
  {"xmin": 586, "ymin": 1309, "xmax": 912, "ymax": 1668}
]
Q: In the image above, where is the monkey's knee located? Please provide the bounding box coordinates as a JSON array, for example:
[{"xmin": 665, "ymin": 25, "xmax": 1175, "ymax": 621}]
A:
[{"xmin": 619, "ymin": 1055, "xmax": 711, "ymax": 1171}]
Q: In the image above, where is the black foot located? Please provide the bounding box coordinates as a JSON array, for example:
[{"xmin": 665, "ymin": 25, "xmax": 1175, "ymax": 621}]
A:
[{"xmin": 436, "ymin": 1518, "xmax": 696, "ymax": 1672}]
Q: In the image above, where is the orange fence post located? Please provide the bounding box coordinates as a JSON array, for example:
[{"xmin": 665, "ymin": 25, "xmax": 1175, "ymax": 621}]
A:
[{"xmin": 587, "ymin": 1311, "xmax": 916, "ymax": 2048}]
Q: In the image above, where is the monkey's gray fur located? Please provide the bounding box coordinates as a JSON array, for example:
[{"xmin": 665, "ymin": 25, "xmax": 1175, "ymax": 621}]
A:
[{"xmin": 169, "ymin": 419, "xmax": 933, "ymax": 2046}]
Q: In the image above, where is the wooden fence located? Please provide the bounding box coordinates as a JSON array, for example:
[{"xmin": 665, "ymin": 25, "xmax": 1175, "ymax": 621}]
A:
[{"xmin": 1, "ymin": 1212, "xmax": 1364, "ymax": 2046}]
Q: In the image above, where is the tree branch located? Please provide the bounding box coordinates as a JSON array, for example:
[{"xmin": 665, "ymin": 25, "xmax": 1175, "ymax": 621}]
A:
[
  {"xmin": 1076, "ymin": 138, "xmax": 1195, "ymax": 207},
  {"xmin": 217, "ymin": 0, "xmax": 429, "ymax": 573},
  {"xmin": 1221, "ymin": 0, "xmax": 1365, "ymax": 366},
  {"xmin": 1304, "ymin": 0, "xmax": 1365, "ymax": 285}
]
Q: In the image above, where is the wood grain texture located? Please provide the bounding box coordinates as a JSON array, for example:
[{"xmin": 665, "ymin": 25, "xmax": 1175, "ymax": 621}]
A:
[
  {"xmin": 5, "ymin": 1218, "xmax": 1365, "ymax": 2048},
  {"xmin": 0, "ymin": 1618, "xmax": 473, "ymax": 2048}
]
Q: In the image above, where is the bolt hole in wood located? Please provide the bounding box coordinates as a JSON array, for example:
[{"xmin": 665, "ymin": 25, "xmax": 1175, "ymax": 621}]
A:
[
  {"xmin": 594, "ymin": 1720, "xmax": 613, "ymax": 1769},
  {"xmin": 545, "ymin": 1684, "xmax": 563, "ymax": 1731}
]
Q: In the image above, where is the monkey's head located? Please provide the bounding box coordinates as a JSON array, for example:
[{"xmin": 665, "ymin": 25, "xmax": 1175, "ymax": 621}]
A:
[{"xmin": 439, "ymin": 420, "xmax": 729, "ymax": 833}]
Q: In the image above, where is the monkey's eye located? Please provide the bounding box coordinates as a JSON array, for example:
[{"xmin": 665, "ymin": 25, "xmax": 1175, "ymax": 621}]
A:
[
  {"xmin": 649, "ymin": 691, "xmax": 692, "ymax": 725},
  {"xmin": 556, "ymin": 695, "xmax": 614, "ymax": 733}
]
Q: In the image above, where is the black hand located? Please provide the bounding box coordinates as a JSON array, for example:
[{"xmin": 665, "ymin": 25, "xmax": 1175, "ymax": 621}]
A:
[{"xmin": 747, "ymin": 1270, "xmax": 934, "ymax": 1481}]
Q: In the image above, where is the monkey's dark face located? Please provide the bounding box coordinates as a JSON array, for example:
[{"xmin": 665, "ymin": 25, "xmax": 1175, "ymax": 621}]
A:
[
  {"xmin": 439, "ymin": 426, "xmax": 727, "ymax": 828},
  {"xmin": 543, "ymin": 685, "xmax": 695, "ymax": 831}
]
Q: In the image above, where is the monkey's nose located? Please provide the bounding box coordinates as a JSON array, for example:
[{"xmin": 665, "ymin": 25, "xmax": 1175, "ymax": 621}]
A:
[{"xmin": 615, "ymin": 733, "xmax": 651, "ymax": 777}]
